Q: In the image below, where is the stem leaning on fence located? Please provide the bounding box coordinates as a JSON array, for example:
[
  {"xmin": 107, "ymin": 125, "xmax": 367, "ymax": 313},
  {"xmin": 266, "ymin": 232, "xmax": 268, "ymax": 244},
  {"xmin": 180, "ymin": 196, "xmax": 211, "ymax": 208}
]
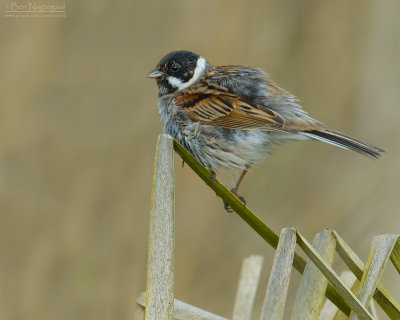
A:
[{"xmin": 172, "ymin": 137, "xmax": 400, "ymax": 319}]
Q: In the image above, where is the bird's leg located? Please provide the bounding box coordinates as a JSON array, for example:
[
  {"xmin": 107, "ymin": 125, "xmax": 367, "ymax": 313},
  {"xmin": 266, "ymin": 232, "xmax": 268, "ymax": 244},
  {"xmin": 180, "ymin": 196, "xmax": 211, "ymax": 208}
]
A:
[
  {"xmin": 224, "ymin": 167, "xmax": 249, "ymax": 212},
  {"xmin": 231, "ymin": 169, "xmax": 248, "ymax": 200}
]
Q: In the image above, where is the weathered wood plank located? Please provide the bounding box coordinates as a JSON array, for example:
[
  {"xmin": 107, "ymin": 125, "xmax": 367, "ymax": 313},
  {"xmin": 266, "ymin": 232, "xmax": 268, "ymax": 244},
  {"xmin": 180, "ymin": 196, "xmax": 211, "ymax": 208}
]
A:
[
  {"xmin": 260, "ymin": 228, "xmax": 297, "ymax": 320},
  {"xmin": 291, "ymin": 230, "xmax": 336, "ymax": 320},
  {"xmin": 232, "ymin": 255, "xmax": 264, "ymax": 320},
  {"xmin": 145, "ymin": 134, "xmax": 175, "ymax": 320},
  {"xmin": 137, "ymin": 292, "xmax": 229, "ymax": 320},
  {"xmin": 350, "ymin": 235, "xmax": 398, "ymax": 320}
]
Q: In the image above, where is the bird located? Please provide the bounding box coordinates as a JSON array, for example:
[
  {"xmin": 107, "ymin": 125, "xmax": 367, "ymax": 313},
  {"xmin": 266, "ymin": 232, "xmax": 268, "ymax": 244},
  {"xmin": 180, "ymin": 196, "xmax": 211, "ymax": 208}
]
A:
[{"xmin": 147, "ymin": 50, "xmax": 383, "ymax": 211}]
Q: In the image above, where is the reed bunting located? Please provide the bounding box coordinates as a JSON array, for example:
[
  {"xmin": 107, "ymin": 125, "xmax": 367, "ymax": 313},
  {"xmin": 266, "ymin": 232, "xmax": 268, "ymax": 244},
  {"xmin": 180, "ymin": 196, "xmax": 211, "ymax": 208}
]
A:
[{"xmin": 147, "ymin": 50, "xmax": 383, "ymax": 211}]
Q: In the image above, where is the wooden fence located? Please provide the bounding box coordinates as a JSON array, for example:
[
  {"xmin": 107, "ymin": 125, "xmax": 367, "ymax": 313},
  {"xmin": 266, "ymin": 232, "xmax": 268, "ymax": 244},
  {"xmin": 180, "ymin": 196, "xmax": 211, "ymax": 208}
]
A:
[{"xmin": 134, "ymin": 134, "xmax": 400, "ymax": 320}]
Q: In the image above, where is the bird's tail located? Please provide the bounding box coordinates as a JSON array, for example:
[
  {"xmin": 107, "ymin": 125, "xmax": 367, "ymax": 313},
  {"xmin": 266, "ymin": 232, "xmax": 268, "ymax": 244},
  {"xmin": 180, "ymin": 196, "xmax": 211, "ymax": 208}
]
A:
[{"xmin": 302, "ymin": 129, "xmax": 384, "ymax": 159}]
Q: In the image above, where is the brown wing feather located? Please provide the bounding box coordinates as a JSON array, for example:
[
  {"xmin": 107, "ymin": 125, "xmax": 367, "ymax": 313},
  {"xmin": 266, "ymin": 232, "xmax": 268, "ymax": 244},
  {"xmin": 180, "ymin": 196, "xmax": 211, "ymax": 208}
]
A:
[
  {"xmin": 176, "ymin": 94, "xmax": 232, "ymax": 120},
  {"xmin": 175, "ymin": 93, "xmax": 295, "ymax": 132}
]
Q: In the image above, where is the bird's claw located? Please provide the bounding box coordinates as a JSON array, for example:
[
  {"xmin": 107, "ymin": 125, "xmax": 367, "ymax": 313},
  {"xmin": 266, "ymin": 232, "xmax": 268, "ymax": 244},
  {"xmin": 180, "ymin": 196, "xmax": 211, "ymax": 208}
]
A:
[
  {"xmin": 223, "ymin": 188, "xmax": 246, "ymax": 212},
  {"xmin": 224, "ymin": 201, "xmax": 233, "ymax": 212}
]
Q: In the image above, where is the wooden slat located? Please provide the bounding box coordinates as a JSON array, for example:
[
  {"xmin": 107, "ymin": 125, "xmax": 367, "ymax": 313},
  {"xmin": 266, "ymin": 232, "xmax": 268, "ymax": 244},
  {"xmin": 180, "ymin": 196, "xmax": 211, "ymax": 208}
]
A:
[
  {"xmin": 296, "ymin": 232, "xmax": 373, "ymax": 320},
  {"xmin": 145, "ymin": 134, "xmax": 175, "ymax": 320},
  {"xmin": 137, "ymin": 292, "xmax": 229, "ymax": 320},
  {"xmin": 350, "ymin": 235, "xmax": 398, "ymax": 320},
  {"xmin": 390, "ymin": 237, "xmax": 400, "ymax": 275},
  {"xmin": 260, "ymin": 228, "xmax": 297, "ymax": 320},
  {"xmin": 232, "ymin": 255, "xmax": 264, "ymax": 320},
  {"xmin": 291, "ymin": 230, "xmax": 336, "ymax": 320},
  {"xmin": 333, "ymin": 231, "xmax": 364, "ymax": 279}
]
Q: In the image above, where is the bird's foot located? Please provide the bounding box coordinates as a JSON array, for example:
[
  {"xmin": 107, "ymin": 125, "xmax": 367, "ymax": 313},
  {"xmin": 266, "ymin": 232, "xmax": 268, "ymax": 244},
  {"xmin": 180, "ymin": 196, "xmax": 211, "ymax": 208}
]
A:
[{"xmin": 223, "ymin": 188, "xmax": 246, "ymax": 212}]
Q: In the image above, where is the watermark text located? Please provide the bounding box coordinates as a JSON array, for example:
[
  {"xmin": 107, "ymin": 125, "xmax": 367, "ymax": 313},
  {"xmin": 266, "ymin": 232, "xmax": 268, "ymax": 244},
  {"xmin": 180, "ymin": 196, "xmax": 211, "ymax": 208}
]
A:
[{"xmin": 4, "ymin": 1, "xmax": 66, "ymax": 18}]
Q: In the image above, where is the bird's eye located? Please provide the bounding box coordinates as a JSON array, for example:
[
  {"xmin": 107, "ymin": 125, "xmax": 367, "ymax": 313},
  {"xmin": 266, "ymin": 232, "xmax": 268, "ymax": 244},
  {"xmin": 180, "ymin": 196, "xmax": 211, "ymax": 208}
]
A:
[{"xmin": 170, "ymin": 64, "xmax": 180, "ymax": 72}]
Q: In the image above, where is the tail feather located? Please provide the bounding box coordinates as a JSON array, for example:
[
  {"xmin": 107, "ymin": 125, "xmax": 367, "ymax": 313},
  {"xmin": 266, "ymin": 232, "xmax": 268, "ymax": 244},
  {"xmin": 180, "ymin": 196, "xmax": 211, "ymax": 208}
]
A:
[{"xmin": 302, "ymin": 129, "xmax": 384, "ymax": 159}]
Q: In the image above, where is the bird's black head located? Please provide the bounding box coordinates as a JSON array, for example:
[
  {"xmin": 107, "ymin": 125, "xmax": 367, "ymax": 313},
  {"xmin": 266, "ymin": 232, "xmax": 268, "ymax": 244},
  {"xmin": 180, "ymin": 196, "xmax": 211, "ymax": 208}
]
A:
[{"xmin": 147, "ymin": 50, "xmax": 209, "ymax": 95}]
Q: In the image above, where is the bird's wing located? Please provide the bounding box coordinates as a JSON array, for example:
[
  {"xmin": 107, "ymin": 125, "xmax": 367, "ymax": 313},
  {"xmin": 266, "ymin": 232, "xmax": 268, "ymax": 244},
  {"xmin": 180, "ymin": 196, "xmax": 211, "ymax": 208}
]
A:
[
  {"xmin": 175, "ymin": 93, "xmax": 291, "ymax": 132},
  {"xmin": 175, "ymin": 65, "xmax": 325, "ymax": 133}
]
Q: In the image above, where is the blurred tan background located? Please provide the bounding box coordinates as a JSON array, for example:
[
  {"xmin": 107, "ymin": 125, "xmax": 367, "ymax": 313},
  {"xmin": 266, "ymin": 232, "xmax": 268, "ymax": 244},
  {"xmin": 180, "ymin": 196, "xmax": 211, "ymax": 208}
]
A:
[{"xmin": 0, "ymin": 0, "xmax": 399, "ymax": 319}]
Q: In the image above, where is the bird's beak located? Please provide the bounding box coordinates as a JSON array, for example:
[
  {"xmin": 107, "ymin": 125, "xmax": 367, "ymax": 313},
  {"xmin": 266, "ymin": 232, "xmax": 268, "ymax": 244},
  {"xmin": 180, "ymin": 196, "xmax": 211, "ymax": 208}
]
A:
[{"xmin": 147, "ymin": 69, "xmax": 165, "ymax": 79}]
